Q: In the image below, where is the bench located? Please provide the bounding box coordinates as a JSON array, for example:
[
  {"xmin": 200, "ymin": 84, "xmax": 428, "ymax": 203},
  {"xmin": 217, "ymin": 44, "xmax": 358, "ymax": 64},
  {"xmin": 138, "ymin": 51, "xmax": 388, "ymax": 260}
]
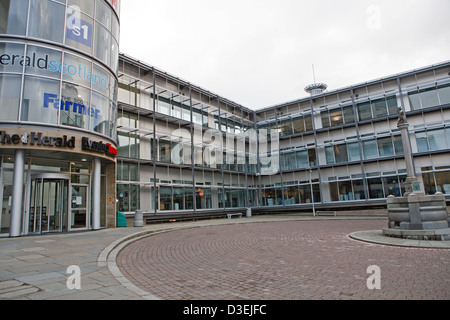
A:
[
  {"xmin": 227, "ymin": 213, "xmax": 242, "ymax": 219},
  {"xmin": 316, "ymin": 210, "xmax": 337, "ymax": 217}
]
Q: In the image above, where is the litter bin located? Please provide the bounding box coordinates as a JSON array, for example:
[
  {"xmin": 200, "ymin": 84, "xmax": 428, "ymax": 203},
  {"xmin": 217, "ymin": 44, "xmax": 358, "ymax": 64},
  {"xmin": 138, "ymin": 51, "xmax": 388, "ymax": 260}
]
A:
[
  {"xmin": 116, "ymin": 211, "xmax": 127, "ymax": 227},
  {"xmin": 134, "ymin": 210, "xmax": 144, "ymax": 227},
  {"xmin": 246, "ymin": 207, "xmax": 252, "ymax": 218}
]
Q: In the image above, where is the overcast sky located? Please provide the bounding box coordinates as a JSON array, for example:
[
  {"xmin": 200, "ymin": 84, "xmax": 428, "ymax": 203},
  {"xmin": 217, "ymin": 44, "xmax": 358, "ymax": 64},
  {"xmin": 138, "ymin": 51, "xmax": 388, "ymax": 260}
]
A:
[{"xmin": 119, "ymin": 0, "xmax": 450, "ymax": 110}]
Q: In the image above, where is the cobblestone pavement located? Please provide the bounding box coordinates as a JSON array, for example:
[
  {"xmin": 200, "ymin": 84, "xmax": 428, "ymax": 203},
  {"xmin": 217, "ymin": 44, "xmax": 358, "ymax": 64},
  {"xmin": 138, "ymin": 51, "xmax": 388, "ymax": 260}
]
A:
[{"xmin": 117, "ymin": 219, "xmax": 450, "ymax": 300}]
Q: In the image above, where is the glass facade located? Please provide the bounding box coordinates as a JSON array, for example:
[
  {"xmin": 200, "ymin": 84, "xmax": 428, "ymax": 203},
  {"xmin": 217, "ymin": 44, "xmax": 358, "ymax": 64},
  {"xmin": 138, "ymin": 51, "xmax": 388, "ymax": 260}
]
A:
[
  {"xmin": 0, "ymin": 0, "xmax": 119, "ymax": 139},
  {"xmin": 115, "ymin": 57, "xmax": 450, "ymax": 214},
  {"xmin": 0, "ymin": 0, "xmax": 120, "ymax": 236}
]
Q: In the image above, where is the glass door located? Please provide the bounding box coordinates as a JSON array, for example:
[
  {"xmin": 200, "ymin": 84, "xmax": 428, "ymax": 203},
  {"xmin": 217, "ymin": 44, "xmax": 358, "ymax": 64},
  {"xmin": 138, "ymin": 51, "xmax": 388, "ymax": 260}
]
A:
[
  {"xmin": 70, "ymin": 185, "xmax": 89, "ymax": 230},
  {"xmin": 29, "ymin": 176, "xmax": 69, "ymax": 234}
]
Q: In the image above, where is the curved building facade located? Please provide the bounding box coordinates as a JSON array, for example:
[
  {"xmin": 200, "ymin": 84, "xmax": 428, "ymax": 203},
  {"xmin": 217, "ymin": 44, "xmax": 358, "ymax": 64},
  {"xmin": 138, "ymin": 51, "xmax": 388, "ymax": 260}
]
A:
[{"xmin": 0, "ymin": 0, "xmax": 120, "ymax": 236}]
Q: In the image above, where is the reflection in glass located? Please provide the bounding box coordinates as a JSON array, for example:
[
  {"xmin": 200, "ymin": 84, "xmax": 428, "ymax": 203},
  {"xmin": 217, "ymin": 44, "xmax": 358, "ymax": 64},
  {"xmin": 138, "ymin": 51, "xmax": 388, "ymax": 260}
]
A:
[{"xmin": 28, "ymin": 0, "xmax": 65, "ymax": 43}]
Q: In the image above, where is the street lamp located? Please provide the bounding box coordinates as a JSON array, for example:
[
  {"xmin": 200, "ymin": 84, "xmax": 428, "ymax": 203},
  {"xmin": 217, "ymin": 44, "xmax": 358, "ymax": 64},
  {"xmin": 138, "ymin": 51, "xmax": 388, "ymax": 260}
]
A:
[{"xmin": 310, "ymin": 168, "xmax": 316, "ymax": 217}]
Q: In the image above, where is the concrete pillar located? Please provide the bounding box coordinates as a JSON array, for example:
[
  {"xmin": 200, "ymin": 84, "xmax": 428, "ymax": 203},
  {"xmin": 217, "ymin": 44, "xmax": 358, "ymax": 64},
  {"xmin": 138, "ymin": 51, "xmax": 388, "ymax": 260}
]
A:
[
  {"xmin": 9, "ymin": 150, "xmax": 25, "ymax": 237},
  {"xmin": 92, "ymin": 158, "xmax": 101, "ymax": 230}
]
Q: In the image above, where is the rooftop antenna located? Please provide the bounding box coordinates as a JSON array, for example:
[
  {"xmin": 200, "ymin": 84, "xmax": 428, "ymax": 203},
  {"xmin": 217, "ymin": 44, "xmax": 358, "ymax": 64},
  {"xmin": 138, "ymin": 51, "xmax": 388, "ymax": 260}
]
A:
[
  {"xmin": 312, "ymin": 64, "xmax": 317, "ymax": 84},
  {"xmin": 305, "ymin": 64, "xmax": 327, "ymax": 96}
]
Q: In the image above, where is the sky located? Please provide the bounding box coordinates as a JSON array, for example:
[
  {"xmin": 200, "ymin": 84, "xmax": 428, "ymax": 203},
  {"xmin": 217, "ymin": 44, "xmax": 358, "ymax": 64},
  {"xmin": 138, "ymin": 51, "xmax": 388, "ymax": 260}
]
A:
[{"xmin": 119, "ymin": 0, "xmax": 450, "ymax": 110}]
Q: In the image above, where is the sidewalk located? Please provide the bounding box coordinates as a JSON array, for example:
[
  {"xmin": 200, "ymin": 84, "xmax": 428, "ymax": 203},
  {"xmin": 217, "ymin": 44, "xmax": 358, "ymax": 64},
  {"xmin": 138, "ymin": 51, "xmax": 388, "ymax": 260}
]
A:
[{"xmin": 0, "ymin": 215, "xmax": 447, "ymax": 300}]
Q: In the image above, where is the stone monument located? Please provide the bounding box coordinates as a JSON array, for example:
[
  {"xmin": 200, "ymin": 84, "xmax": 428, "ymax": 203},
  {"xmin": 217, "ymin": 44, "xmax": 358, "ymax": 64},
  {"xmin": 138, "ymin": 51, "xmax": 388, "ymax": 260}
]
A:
[{"xmin": 383, "ymin": 107, "xmax": 450, "ymax": 240}]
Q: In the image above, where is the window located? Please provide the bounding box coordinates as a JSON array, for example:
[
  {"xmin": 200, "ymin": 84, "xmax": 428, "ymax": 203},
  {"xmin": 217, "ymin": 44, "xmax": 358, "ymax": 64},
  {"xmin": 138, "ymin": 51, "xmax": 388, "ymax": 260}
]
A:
[
  {"xmin": 304, "ymin": 114, "xmax": 313, "ymax": 131},
  {"xmin": 393, "ymin": 135, "xmax": 404, "ymax": 155},
  {"xmin": 321, "ymin": 111, "xmax": 330, "ymax": 128},
  {"xmin": 377, "ymin": 137, "xmax": 394, "ymax": 157},
  {"xmin": 25, "ymin": 45, "xmax": 63, "ymax": 79},
  {"xmin": 373, "ymin": 99, "xmax": 388, "ymax": 118},
  {"xmin": 409, "ymin": 87, "xmax": 442, "ymax": 110},
  {"xmin": 334, "ymin": 144, "xmax": 348, "ymax": 163},
  {"xmin": 28, "ymin": 0, "xmax": 65, "ymax": 43},
  {"xmin": 357, "ymin": 102, "xmax": 372, "ymax": 121},
  {"xmin": 362, "ymin": 139, "xmax": 378, "ymax": 159},
  {"xmin": 367, "ymin": 177, "xmax": 384, "ymax": 199},
  {"xmin": 409, "ymin": 92, "xmax": 421, "ymax": 110},
  {"xmin": 416, "ymin": 131, "xmax": 429, "ymax": 152},
  {"xmin": 65, "ymin": 8, "xmax": 94, "ymax": 54},
  {"xmin": 0, "ymin": 42, "xmax": 25, "ymax": 73},
  {"xmin": 438, "ymin": 84, "xmax": 450, "ymax": 105},
  {"xmin": 343, "ymin": 105, "xmax": 355, "ymax": 124},
  {"xmin": 94, "ymin": 22, "xmax": 111, "ymax": 66},
  {"xmin": 427, "ymin": 129, "xmax": 448, "ymax": 151},
  {"xmin": 60, "ymin": 82, "xmax": 91, "ymax": 131},
  {"xmin": 325, "ymin": 146, "xmax": 335, "ymax": 164},
  {"xmin": 420, "ymin": 87, "xmax": 440, "ymax": 109},
  {"xmin": 117, "ymin": 184, "xmax": 140, "ymax": 213},
  {"xmin": 159, "ymin": 139, "xmax": 172, "ymax": 162},
  {"xmin": 0, "ymin": 74, "xmax": 21, "ymax": 121},
  {"xmin": 91, "ymin": 91, "xmax": 109, "ymax": 135},
  {"xmin": 329, "ymin": 108, "xmax": 343, "ymax": 126},
  {"xmin": 63, "ymin": 53, "xmax": 92, "ymax": 87},
  {"xmin": 347, "ymin": 142, "xmax": 361, "ymax": 162},
  {"xmin": 0, "ymin": 0, "xmax": 29, "ymax": 36},
  {"xmin": 21, "ymin": 76, "xmax": 60, "ymax": 124},
  {"xmin": 387, "ymin": 96, "xmax": 398, "ymax": 115},
  {"xmin": 416, "ymin": 129, "xmax": 449, "ymax": 153},
  {"xmin": 292, "ymin": 117, "xmax": 305, "ymax": 133}
]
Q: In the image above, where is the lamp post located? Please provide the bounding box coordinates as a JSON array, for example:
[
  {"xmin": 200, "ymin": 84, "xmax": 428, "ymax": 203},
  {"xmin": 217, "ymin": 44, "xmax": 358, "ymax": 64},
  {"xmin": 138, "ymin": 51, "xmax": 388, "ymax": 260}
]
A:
[{"xmin": 310, "ymin": 168, "xmax": 316, "ymax": 217}]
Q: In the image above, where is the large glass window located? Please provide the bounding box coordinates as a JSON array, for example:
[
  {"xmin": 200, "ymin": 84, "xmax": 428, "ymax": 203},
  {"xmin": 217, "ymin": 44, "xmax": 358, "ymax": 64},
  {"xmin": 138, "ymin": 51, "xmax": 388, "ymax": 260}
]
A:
[
  {"xmin": 377, "ymin": 137, "xmax": 394, "ymax": 157},
  {"xmin": 160, "ymin": 186, "xmax": 172, "ymax": 210},
  {"xmin": 373, "ymin": 99, "xmax": 388, "ymax": 118},
  {"xmin": 0, "ymin": 0, "xmax": 29, "ymax": 36},
  {"xmin": 94, "ymin": 22, "xmax": 111, "ymax": 66},
  {"xmin": 91, "ymin": 91, "xmax": 109, "ymax": 135},
  {"xmin": 117, "ymin": 184, "xmax": 140, "ymax": 213},
  {"xmin": 362, "ymin": 139, "xmax": 378, "ymax": 160},
  {"xmin": 367, "ymin": 177, "xmax": 383, "ymax": 199},
  {"xmin": 347, "ymin": 142, "xmax": 361, "ymax": 162},
  {"xmin": 427, "ymin": 129, "xmax": 448, "ymax": 151},
  {"xmin": 416, "ymin": 129, "xmax": 449, "ymax": 153},
  {"xmin": 334, "ymin": 144, "xmax": 348, "ymax": 163},
  {"xmin": 325, "ymin": 146, "xmax": 335, "ymax": 164},
  {"xmin": 357, "ymin": 102, "xmax": 372, "ymax": 121},
  {"xmin": 28, "ymin": 0, "xmax": 65, "ymax": 43},
  {"xmin": 416, "ymin": 131, "xmax": 429, "ymax": 152},
  {"xmin": 329, "ymin": 108, "xmax": 343, "ymax": 126},
  {"xmin": 292, "ymin": 117, "xmax": 305, "ymax": 133},
  {"xmin": 62, "ymin": 53, "xmax": 93, "ymax": 88},
  {"xmin": 60, "ymin": 82, "xmax": 91, "ymax": 130},
  {"xmin": 159, "ymin": 140, "xmax": 172, "ymax": 163},
  {"xmin": 438, "ymin": 84, "xmax": 450, "ymax": 105},
  {"xmin": 21, "ymin": 75, "xmax": 60, "ymax": 124},
  {"xmin": 0, "ymin": 74, "xmax": 21, "ymax": 121},
  {"xmin": 65, "ymin": 8, "xmax": 94, "ymax": 54},
  {"xmin": 25, "ymin": 45, "xmax": 62, "ymax": 79},
  {"xmin": 321, "ymin": 111, "xmax": 330, "ymax": 128},
  {"xmin": 0, "ymin": 42, "xmax": 26, "ymax": 73},
  {"xmin": 342, "ymin": 105, "xmax": 355, "ymax": 124}
]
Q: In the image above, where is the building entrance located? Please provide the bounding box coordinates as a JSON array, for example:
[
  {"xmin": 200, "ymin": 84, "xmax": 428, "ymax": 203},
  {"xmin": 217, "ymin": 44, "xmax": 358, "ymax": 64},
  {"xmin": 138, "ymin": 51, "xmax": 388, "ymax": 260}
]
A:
[{"xmin": 29, "ymin": 174, "xmax": 69, "ymax": 234}]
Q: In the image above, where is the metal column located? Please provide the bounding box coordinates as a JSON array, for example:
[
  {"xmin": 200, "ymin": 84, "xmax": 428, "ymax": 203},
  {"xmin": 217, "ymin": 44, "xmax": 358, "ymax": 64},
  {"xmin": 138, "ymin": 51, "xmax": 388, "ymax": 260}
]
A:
[{"xmin": 9, "ymin": 150, "xmax": 25, "ymax": 237}]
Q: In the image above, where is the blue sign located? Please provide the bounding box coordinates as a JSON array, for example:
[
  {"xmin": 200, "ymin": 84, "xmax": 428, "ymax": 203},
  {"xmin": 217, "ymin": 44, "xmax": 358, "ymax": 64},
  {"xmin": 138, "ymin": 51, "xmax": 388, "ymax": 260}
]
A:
[{"xmin": 66, "ymin": 16, "xmax": 93, "ymax": 48}]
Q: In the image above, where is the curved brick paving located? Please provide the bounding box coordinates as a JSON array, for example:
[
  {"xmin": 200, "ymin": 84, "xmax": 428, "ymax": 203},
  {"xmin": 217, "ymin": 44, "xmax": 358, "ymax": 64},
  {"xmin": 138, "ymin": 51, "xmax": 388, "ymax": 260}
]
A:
[{"xmin": 117, "ymin": 220, "xmax": 450, "ymax": 300}]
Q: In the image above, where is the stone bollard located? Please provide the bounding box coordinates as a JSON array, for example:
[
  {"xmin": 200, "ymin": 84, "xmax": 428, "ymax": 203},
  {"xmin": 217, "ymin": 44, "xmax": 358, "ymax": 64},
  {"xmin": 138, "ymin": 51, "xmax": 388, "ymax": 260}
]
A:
[{"xmin": 134, "ymin": 210, "xmax": 144, "ymax": 227}]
